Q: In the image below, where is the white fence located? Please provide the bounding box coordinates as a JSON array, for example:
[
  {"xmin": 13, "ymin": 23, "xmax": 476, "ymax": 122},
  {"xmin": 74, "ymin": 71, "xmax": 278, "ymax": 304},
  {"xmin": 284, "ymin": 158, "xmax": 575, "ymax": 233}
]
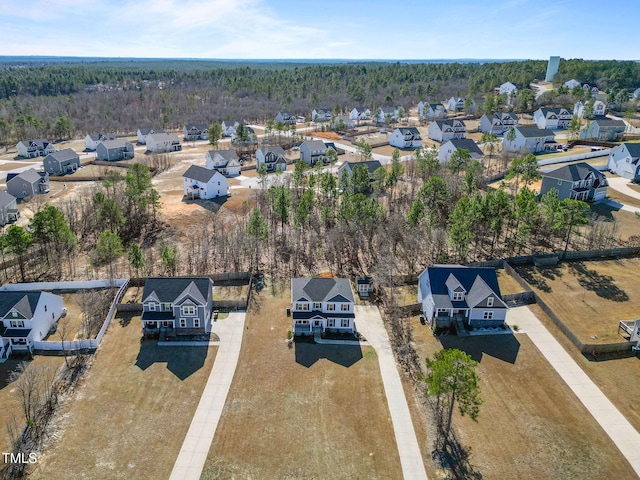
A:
[
  {"xmin": 537, "ymin": 149, "xmax": 611, "ymax": 167},
  {"xmin": 0, "ymin": 279, "xmax": 127, "ymax": 292}
]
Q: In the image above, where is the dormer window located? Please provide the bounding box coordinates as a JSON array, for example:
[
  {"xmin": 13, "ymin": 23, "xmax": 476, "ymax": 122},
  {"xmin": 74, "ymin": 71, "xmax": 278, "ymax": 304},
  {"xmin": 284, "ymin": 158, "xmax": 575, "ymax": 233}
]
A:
[
  {"xmin": 313, "ymin": 303, "xmax": 321, "ymax": 310},
  {"xmin": 452, "ymin": 292, "xmax": 464, "ymax": 301}
]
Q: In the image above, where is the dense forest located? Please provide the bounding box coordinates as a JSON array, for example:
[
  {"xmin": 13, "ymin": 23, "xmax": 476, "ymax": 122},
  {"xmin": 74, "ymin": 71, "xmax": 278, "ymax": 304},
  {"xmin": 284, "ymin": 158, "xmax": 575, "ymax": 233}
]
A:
[{"xmin": 0, "ymin": 59, "xmax": 638, "ymax": 145}]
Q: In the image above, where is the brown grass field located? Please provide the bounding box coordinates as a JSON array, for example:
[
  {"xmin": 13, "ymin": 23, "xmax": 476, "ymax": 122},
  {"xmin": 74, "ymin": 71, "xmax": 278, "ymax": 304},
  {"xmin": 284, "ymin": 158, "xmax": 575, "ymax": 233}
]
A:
[
  {"xmin": 29, "ymin": 305, "xmax": 217, "ymax": 480},
  {"xmin": 408, "ymin": 314, "xmax": 637, "ymax": 479},
  {"xmin": 516, "ymin": 258, "xmax": 640, "ymax": 344},
  {"xmin": 201, "ymin": 279, "xmax": 403, "ymax": 480},
  {"xmin": 496, "ymin": 268, "xmax": 528, "ymax": 295}
]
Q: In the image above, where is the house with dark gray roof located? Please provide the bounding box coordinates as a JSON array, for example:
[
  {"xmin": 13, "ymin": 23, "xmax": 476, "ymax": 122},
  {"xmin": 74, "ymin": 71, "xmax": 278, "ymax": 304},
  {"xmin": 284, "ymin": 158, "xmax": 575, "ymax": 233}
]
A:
[
  {"xmin": 275, "ymin": 112, "xmax": 296, "ymax": 125},
  {"xmin": 183, "ymin": 124, "xmax": 209, "ymax": 141},
  {"xmin": 43, "ymin": 148, "xmax": 80, "ymax": 175},
  {"xmin": 428, "ymin": 119, "xmax": 467, "ymax": 143},
  {"xmin": 540, "ymin": 162, "xmax": 608, "ymax": 202},
  {"xmin": 311, "ymin": 108, "xmax": 332, "ymax": 122},
  {"xmin": 0, "ymin": 291, "xmax": 65, "ymax": 359},
  {"xmin": 16, "ymin": 139, "xmax": 56, "ymax": 158},
  {"xmin": 291, "ymin": 277, "xmax": 356, "ymax": 336},
  {"xmin": 349, "ymin": 107, "xmax": 371, "ymax": 122},
  {"xmin": 479, "ymin": 112, "xmax": 518, "ymax": 135},
  {"xmin": 85, "ymin": 133, "xmax": 116, "ymax": 151},
  {"xmin": 337, "ymin": 160, "xmax": 383, "ymax": 180},
  {"xmin": 183, "ymin": 165, "xmax": 228, "ymax": 199},
  {"xmin": 221, "ymin": 120, "xmax": 242, "ymax": 137},
  {"xmin": 146, "ymin": 133, "xmax": 182, "ymax": 153},
  {"xmin": 389, "ymin": 127, "xmax": 422, "ymax": 149},
  {"xmin": 580, "ymin": 118, "xmax": 626, "ymax": 141},
  {"xmin": 137, "ymin": 128, "xmax": 165, "ymax": 144},
  {"xmin": 503, "ymin": 126, "xmax": 557, "ymax": 153},
  {"xmin": 418, "ymin": 102, "xmax": 447, "ymax": 120},
  {"xmin": 96, "ymin": 139, "xmax": 134, "ymax": 161},
  {"xmin": 0, "ymin": 191, "xmax": 19, "ymax": 226},
  {"xmin": 418, "ymin": 265, "xmax": 507, "ymax": 330},
  {"xmin": 141, "ymin": 277, "xmax": 214, "ymax": 336},
  {"xmin": 299, "ymin": 140, "xmax": 335, "ymax": 166},
  {"xmin": 206, "ymin": 149, "xmax": 241, "ymax": 176},
  {"xmin": 608, "ymin": 143, "xmax": 640, "ymax": 181},
  {"xmin": 6, "ymin": 168, "xmax": 50, "ymax": 199},
  {"xmin": 256, "ymin": 146, "xmax": 287, "ymax": 172},
  {"xmin": 533, "ymin": 107, "xmax": 573, "ymax": 130},
  {"xmin": 438, "ymin": 138, "xmax": 484, "ymax": 164}
]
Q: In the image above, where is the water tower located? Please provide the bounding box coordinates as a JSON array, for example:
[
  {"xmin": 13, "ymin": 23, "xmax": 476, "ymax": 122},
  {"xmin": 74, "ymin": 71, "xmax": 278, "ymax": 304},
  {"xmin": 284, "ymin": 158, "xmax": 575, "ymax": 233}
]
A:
[{"xmin": 545, "ymin": 56, "xmax": 560, "ymax": 82}]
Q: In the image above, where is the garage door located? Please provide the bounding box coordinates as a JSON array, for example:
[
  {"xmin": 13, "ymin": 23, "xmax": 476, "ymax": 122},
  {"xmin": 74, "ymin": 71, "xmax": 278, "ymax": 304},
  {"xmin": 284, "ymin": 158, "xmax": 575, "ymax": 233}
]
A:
[{"xmin": 593, "ymin": 190, "xmax": 606, "ymax": 201}]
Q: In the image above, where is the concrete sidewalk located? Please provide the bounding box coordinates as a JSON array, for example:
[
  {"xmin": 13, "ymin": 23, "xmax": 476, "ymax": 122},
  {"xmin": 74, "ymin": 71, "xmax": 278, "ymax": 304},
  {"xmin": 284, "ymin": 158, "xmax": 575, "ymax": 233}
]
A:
[
  {"xmin": 169, "ymin": 311, "xmax": 246, "ymax": 480},
  {"xmin": 512, "ymin": 306, "xmax": 640, "ymax": 476},
  {"xmin": 355, "ymin": 305, "xmax": 428, "ymax": 480}
]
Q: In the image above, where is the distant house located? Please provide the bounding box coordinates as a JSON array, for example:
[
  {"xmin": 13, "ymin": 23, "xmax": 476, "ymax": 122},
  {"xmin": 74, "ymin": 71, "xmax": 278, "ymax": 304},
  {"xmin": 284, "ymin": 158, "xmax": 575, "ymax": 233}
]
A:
[
  {"xmin": 256, "ymin": 146, "xmax": 287, "ymax": 173},
  {"xmin": 375, "ymin": 106, "xmax": 400, "ymax": 124},
  {"xmin": 503, "ymin": 126, "xmax": 557, "ymax": 153},
  {"xmin": 43, "ymin": 148, "xmax": 81, "ymax": 175},
  {"xmin": 96, "ymin": 140, "xmax": 135, "ymax": 161},
  {"xmin": 141, "ymin": 277, "xmax": 214, "ymax": 336},
  {"xmin": 299, "ymin": 140, "xmax": 334, "ymax": 166},
  {"xmin": 183, "ymin": 124, "xmax": 209, "ymax": 141},
  {"xmin": 183, "ymin": 165, "xmax": 228, "ymax": 199},
  {"xmin": 275, "ymin": 112, "xmax": 296, "ymax": 125},
  {"xmin": 337, "ymin": 160, "xmax": 384, "ymax": 180},
  {"xmin": 607, "ymin": 143, "xmax": 640, "ymax": 182},
  {"xmin": 146, "ymin": 133, "xmax": 182, "ymax": 153},
  {"xmin": 574, "ymin": 100, "xmax": 606, "ymax": 118},
  {"xmin": 332, "ymin": 115, "xmax": 355, "ymax": 130},
  {"xmin": 428, "ymin": 119, "xmax": 467, "ymax": 143},
  {"xmin": 497, "ymin": 82, "xmax": 518, "ymax": 96},
  {"xmin": 479, "ymin": 112, "xmax": 518, "ymax": 135},
  {"xmin": 349, "ymin": 107, "xmax": 371, "ymax": 122},
  {"xmin": 137, "ymin": 128, "xmax": 165, "ymax": 145},
  {"xmin": 563, "ymin": 79, "xmax": 581, "ymax": 90},
  {"xmin": 355, "ymin": 276, "xmax": 374, "ymax": 298},
  {"xmin": 291, "ymin": 277, "xmax": 356, "ymax": 336},
  {"xmin": 311, "ymin": 108, "xmax": 332, "ymax": 122},
  {"xmin": 0, "ymin": 291, "xmax": 66, "ymax": 358},
  {"xmin": 0, "ymin": 192, "xmax": 20, "ymax": 226},
  {"xmin": 417, "ymin": 265, "xmax": 508, "ymax": 330},
  {"xmin": 579, "ymin": 118, "xmax": 626, "ymax": 141},
  {"xmin": 221, "ymin": 120, "xmax": 241, "ymax": 137},
  {"xmin": 389, "ymin": 127, "xmax": 422, "ymax": 149},
  {"xmin": 6, "ymin": 168, "xmax": 50, "ymax": 199},
  {"xmin": 84, "ymin": 133, "xmax": 115, "ymax": 151},
  {"xmin": 533, "ymin": 107, "xmax": 573, "ymax": 129},
  {"xmin": 231, "ymin": 126, "xmax": 258, "ymax": 146},
  {"xmin": 438, "ymin": 139, "xmax": 484, "ymax": 164},
  {"xmin": 540, "ymin": 162, "xmax": 608, "ymax": 202},
  {"xmin": 420, "ymin": 103, "xmax": 447, "ymax": 120},
  {"xmin": 16, "ymin": 139, "xmax": 56, "ymax": 159},
  {"xmin": 206, "ymin": 149, "xmax": 241, "ymax": 177},
  {"xmin": 633, "ymin": 87, "xmax": 640, "ymax": 100}
]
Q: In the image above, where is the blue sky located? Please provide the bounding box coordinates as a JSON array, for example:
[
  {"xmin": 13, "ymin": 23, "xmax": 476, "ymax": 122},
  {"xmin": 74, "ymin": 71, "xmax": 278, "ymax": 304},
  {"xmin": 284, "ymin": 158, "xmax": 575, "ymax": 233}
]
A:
[{"xmin": 0, "ymin": 0, "xmax": 637, "ymax": 60}]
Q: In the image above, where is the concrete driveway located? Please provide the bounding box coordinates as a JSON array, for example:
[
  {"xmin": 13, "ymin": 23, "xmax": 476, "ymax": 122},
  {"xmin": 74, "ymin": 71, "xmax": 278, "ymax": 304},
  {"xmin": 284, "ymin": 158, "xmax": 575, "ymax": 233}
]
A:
[{"xmin": 607, "ymin": 176, "xmax": 640, "ymax": 200}]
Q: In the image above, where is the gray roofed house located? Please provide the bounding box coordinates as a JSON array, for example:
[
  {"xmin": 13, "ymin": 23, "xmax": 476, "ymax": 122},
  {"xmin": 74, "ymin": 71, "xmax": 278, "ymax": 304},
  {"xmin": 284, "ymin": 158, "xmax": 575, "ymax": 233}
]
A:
[
  {"xmin": 299, "ymin": 140, "xmax": 334, "ymax": 166},
  {"xmin": 389, "ymin": 127, "xmax": 423, "ymax": 149},
  {"xmin": 145, "ymin": 133, "xmax": 182, "ymax": 153},
  {"xmin": 96, "ymin": 139, "xmax": 135, "ymax": 161},
  {"xmin": 503, "ymin": 126, "xmax": 557, "ymax": 153},
  {"xmin": 438, "ymin": 138, "xmax": 484, "ymax": 164},
  {"xmin": 43, "ymin": 148, "xmax": 81, "ymax": 175},
  {"xmin": 428, "ymin": 119, "xmax": 467, "ymax": 143},
  {"xmin": 206, "ymin": 149, "xmax": 242, "ymax": 176},
  {"xmin": 275, "ymin": 112, "xmax": 296, "ymax": 124},
  {"xmin": 311, "ymin": 108, "xmax": 332, "ymax": 122},
  {"xmin": 137, "ymin": 128, "xmax": 165, "ymax": 144},
  {"xmin": 540, "ymin": 162, "xmax": 608, "ymax": 202},
  {"xmin": 338, "ymin": 160, "xmax": 384, "ymax": 179},
  {"xmin": 85, "ymin": 133, "xmax": 116, "ymax": 151},
  {"xmin": 141, "ymin": 277, "xmax": 214, "ymax": 336},
  {"xmin": 580, "ymin": 118, "xmax": 626, "ymax": 141},
  {"xmin": 479, "ymin": 112, "xmax": 519, "ymax": 135},
  {"xmin": 256, "ymin": 146, "xmax": 287, "ymax": 172},
  {"xmin": 182, "ymin": 165, "xmax": 228, "ymax": 199},
  {"xmin": 183, "ymin": 124, "xmax": 209, "ymax": 141},
  {"xmin": 6, "ymin": 168, "xmax": 50, "ymax": 199},
  {"xmin": 16, "ymin": 139, "xmax": 56, "ymax": 158},
  {"xmin": 608, "ymin": 143, "xmax": 640, "ymax": 181},
  {"xmin": 417, "ymin": 265, "xmax": 508, "ymax": 330},
  {"xmin": 291, "ymin": 277, "xmax": 356, "ymax": 336},
  {"xmin": 533, "ymin": 107, "xmax": 573, "ymax": 129},
  {"xmin": 0, "ymin": 191, "xmax": 19, "ymax": 226}
]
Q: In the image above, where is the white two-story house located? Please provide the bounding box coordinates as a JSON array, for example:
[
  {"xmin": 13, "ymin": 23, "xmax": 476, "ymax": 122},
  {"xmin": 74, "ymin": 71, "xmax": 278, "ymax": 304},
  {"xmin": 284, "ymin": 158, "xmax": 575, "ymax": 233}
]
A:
[
  {"xmin": 533, "ymin": 107, "xmax": 573, "ymax": 130},
  {"xmin": 389, "ymin": 127, "xmax": 422, "ymax": 149},
  {"xmin": 428, "ymin": 119, "xmax": 467, "ymax": 143}
]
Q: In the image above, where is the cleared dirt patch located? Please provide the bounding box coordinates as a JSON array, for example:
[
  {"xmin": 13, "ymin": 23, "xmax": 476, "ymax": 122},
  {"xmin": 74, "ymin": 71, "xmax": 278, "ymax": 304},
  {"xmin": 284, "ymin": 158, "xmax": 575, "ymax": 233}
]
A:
[
  {"xmin": 201, "ymin": 280, "xmax": 402, "ymax": 479},
  {"xmin": 29, "ymin": 305, "xmax": 217, "ymax": 480},
  {"xmin": 497, "ymin": 269, "xmax": 528, "ymax": 295}
]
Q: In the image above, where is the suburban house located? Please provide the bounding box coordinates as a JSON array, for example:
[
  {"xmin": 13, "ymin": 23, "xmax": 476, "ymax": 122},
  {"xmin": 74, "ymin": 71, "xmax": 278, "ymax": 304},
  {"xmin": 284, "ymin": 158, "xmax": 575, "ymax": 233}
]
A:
[
  {"xmin": 291, "ymin": 277, "xmax": 356, "ymax": 336},
  {"xmin": 137, "ymin": 128, "xmax": 165, "ymax": 144},
  {"xmin": 275, "ymin": 112, "xmax": 296, "ymax": 125},
  {"xmin": 206, "ymin": 149, "xmax": 242, "ymax": 177},
  {"xmin": 183, "ymin": 124, "xmax": 209, "ymax": 141},
  {"xmin": 17, "ymin": 139, "xmax": 56, "ymax": 158},
  {"xmin": 221, "ymin": 120, "xmax": 241, "ymax": 137},
  {"xmin": 349, "ymin": 107, "xmax": 371, "ymax": 122},
  {"xmin": 299, "ymin": 140, "xmax": 334, "ymax": 166},
  {"xmin": 0, "ymin": 192, "xmax": 20, "ymax": 226},
  {"xmin": 417, "ymin": 265, "xmax": 508, "ymax": 330},
  {"xmin": 446, "ymin": 97, "xmax": 466, "ymax": 112},
  {"xmin": 574, "ymin": 100, "xmax": 606, "ymax": 118},
  {"xmin": 311, "ymin": 108, "xmax": 332, "ymax": 122},
  {"xmin": 6, "ymin": 168, "xmax": 50, "ymax": 199},
  {"xmin": 0, "ymin": 291, "xmax": 66, "ymax": 358},
  {"xmin": 231, "ymin": 126, "xmax": 258, "ymax": 146},
  {"xmin": 503, "ymin": 126, "xmax": 557, "ymax": 153},
  {"xmin": 607, "ymin": 143, "xmax": 640, "ymax": 182},
  {"xmin": 539, "ymin": 162, "xmax": 608, "ymax": 202},
  {"xmin": 579, "ymin": 118, "xmax": 626, "ymax": 141},
  {"xmin": 146, "ymin": 133, "xmax": 182, "ymax": 153},
  {"xmin": 419, "ymin": 103, "xmax": 447, "ymax": 120},
  {"xmin": 332, "ymin": 115, "xmax": 355, "ymax": 130},
  {"xmin": 479, "ymin": 112, "xmax": 519, "ymax": 135},
  {"xmin": 355, "ymin": 276, "xmax": 374, "ymax": 298},
  {"xmin": 563, "ymin": 79, "xmax": 581, "ymax": 90},
  {"xmin": 183, "ymin": 165, "xmax": 228, "ymax": 199},
  {"xmin": 141, "ymin": 277, "xmax": 214, "ymax": 336},
  {"xmin": 84, "ymin": 133, "xmax": 115, "ymax": 151},
  {"xmin": 337, "ymin": 160, "xmax": 383, "ymax": 180},
  {"xmin": 497, "ymin": 82, "xmax": 517, "ymax": 96},
  {"xmin": 533, "ymin": 107, "xmax": 573, "ymax": 129},
  {"xmin": 375, "ymin": 106, "xmax": 400, "ymax": 124},
  {"xmin": 43, "ymin": 148, "xmax": 81, "ymax": 175},
  {"xmin": 256, "ymin": 146, "xmax": 287, "ymax": 173},
  {"xmin": 389, "ymin": 127, "xmax": 423, "ymax": 149},
  {"xmin": 438, "ymin": 138, "xmax": 484, "ymax": 164},
  {"xmin": 633, "ymin": 87, "xmax": 640, "ymax": 99},
  {"xmin": 428, "ymin": 119, "xmax": 467, "ymax": 143},
  {"xmin": 96, "ymin": 139, "xmax": 135, "ymax": 161}
]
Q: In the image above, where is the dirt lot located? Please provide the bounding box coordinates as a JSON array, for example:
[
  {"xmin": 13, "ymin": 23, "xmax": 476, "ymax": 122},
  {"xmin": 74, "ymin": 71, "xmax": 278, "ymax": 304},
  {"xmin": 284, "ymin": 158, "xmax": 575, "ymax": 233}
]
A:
[
  {"xmin": 408, "ymin": 315, "xmax": 637, "ymax": 479},
  {"xmin": 496, "ymin": 268, "xmax": 528, "ymax": 294},
  {"xmin": 589, "ymin": 202, "xmax": 640, "ymax": 243},
  {"xmin": 30, "ymin": 304, "xmax": 217, "ymax": 480},
  {"xmin": 516, "ymin": 258, "xmax": 640, "ymax": 344},
  {"xmin": 201, "ymin": 279, "xmax": 403, "ymax": 480}
]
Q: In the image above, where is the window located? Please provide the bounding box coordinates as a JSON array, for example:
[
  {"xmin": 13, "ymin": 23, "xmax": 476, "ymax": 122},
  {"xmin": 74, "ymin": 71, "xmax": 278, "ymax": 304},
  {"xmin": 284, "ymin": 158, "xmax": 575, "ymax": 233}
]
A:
[
  {"xmin": 10, "ymin": 320, "xmax": 24, "ymax": 328},
  {"xmin": 341, "ymin": 304, "xmax": 350, "ymax": 312},
  {"xmin": 162, "ymin": 303, "xmax": 171, "ymax": 311},
  {"xmin": 313, "ymin": 303, "xmax": 321, "ymax": 310},
  {"xmin": 180, "ymin": 318, "xmax": 187, "ymax": 328},
  {"xmin": 181, "ymin": 306, "xmax": 196, "ymax": 316},
  {"xmin": 327, "ymin": 319, "xmax": 335, "ymax": 327},
  {"xmin": 487, "ymin": 297, "xmax": 494, "ymax": 307},
  {"xmin": 44, "ymin": 305, "xmax": 47, "ymax": 312},
  {"xmin": 11, "ymin": 311, "xmax": 17, "ymax": 317},
  {"xmin": 341, "ymin": 319, "xmax": 350, "ymax": 328},
  {"xmin": 148, "ymin": 303, "xmax": 157, "ymax": 311},
  {"xmin": 11, "ymin": 339, "xmax": 27, "ymax": 345},
  {"xmin": 295, "ymin": 303, "xmax": 309, "ymax": 311},
  {"xmin": 452, "ymin": 292, "xmax": 464, "ymax": 301},
  {"xmin": 194, "ymin": 319, "xmax": 200, "ymax": 328},
  {"xmin": 483, "ymin": 311, "xmax": 494, "ymax": 320},
  {"xmin": 327, "ymin": 304, "xmax": 335, "ymax": 311},
  {"xmin": 557, "ymin": 179, "xmax": 562, "ymax": 186}
]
